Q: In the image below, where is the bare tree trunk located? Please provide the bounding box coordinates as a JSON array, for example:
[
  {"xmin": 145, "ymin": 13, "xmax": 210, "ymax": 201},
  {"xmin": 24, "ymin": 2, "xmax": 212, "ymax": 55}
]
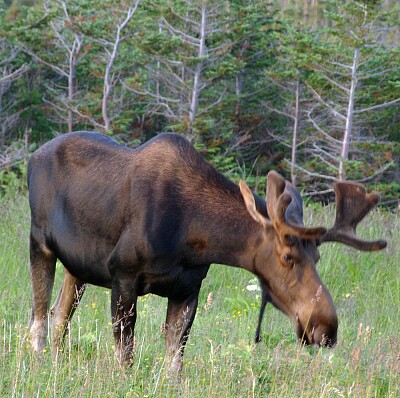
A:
[
  {"xmin": 67, "ymin": 40, "xmax": 80, "ymax": 133},
  {"xmin": 189, "ymin": 1, "xmax": 207, "ymax": 136},
  {"xmin": 156, "ymin": 24, "xmax": 162, "ymax": 105},
  {"xmin": 234, "ymin": 40, "xmax": 248, "ymax": 124},
  {"xmin": 339, "ymin": 47, "xmax": 359, "ymax": 181},
  {"xmin": 235, "ymin": 74, "xmax": 242, "ymax": 122},
  {"xmin": 67, "ymin": 74, "xmax": 73, "ymax": 133},
  {"xmin": 291, "ymin": 78, "xmax": 301, "ymax": 186}
]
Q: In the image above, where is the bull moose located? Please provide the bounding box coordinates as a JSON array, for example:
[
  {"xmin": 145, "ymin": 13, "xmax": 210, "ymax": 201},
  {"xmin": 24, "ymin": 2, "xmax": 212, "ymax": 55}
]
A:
[{"xmin": 27, "ymin": 131, "xmax": 386, "ymax": 372}]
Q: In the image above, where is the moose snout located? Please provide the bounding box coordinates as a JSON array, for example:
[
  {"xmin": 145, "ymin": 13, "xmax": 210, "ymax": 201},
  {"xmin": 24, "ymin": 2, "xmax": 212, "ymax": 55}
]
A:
[
  {"xmin": 296, "ymin": 307, "xmax": 338, "ymax": 347},
  {"xmin": 311, "ymin": 322, "xmax": 338, "ymax": 347}
]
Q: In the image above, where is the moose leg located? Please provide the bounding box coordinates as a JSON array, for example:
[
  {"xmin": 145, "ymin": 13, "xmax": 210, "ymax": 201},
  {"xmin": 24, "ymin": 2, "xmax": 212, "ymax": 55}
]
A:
[
  {"xmin": 255, "ymin": 284, "xmax": 270, "ymax": 343},
  {"xmin": 29, "ymin": 234, "xmax": 56, "ymax": 353},
  {"xmin": 111, "ymin": 279, "xmax": 137, "ymax": 366},
  {"xmin": 164, "ymin": 293, "xmax": 199, "ymax": 376},
  {"xmin": 50, "ymin": 267, "xmax": 86, "ymax": 355}
]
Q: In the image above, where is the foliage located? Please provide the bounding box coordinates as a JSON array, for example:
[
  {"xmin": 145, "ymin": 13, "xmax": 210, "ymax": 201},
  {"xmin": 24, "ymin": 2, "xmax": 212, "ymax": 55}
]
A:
[
  {"xmin": 0, "ymin": 161, "xmax": 27, "ymax": 195},
  {"xmin": 0, "ymin": 0, "xmax": 399, "ymax": 203}
]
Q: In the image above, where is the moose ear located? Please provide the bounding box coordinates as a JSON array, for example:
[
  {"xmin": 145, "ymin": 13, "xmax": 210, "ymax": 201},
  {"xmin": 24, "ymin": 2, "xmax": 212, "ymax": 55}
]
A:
[
  {"xmin": 265, "ymin": 170, "xmax": 327, "ymax": 241},
  {"xmin": 239, "ymin": 180, "xmax": 270, "ymax": 228}
]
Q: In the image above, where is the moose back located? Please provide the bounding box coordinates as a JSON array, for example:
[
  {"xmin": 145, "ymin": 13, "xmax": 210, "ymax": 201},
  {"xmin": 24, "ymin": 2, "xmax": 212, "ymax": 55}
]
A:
[{"xmin": 27, "ymin": 131, "xmax": 386, "ymax": 372}]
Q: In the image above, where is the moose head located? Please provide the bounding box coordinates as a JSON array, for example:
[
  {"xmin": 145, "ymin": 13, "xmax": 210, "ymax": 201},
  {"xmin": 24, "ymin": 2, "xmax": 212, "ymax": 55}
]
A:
[{"xmin": 240, "ymin": 171, "xmax": 387, "ymax": 347}]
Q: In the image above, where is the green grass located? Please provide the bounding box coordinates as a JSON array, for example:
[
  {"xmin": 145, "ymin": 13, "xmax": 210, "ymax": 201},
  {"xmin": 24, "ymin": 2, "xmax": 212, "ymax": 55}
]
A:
[{"xmin": 0, "ymin": 193, "xmax": 399, "ymax": 397}]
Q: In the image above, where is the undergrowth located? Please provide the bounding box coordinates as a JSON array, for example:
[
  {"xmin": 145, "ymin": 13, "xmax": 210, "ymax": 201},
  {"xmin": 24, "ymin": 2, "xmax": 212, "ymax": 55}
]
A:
[{"xmin": 0, "ymin": 194, "xmax": 399, "ymax": 397}]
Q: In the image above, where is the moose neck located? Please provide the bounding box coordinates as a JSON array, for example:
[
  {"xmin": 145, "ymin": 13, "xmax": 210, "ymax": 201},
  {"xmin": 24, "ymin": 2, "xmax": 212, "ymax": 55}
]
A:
[{"xmin": 184, "ymin": 190, "xmax": 266, "ymax": 273}]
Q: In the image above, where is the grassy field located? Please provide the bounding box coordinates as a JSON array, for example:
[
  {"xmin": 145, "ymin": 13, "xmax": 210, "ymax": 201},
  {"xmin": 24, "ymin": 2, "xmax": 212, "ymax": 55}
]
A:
[{"xmin": 0, "ymin": 193, "xmax": 399, "ymax": 397}]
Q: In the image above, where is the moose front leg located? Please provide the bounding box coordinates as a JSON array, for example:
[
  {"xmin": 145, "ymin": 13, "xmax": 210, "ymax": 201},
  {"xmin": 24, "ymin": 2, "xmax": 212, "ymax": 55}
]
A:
[
  {"xmin": 111, "ymin": 279, "xmax": 138, "ymax": 366},
  {"xmin": 164, "ymin": 293, "xmax": 199, "ymax": 376},
  {"xmin": 255, "ymin": 284, "xmax": 270, "ymax": 343}
]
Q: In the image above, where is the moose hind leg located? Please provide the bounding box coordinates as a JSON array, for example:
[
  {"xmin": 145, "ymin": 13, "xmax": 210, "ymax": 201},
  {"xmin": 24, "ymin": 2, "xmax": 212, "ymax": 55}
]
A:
[
  {"xmin": 164, "ymin": 293, "xmax": 199, "ymax": 376},
  {"xmin": 51, "ymin": 267, "xmax": 86, "ymax": 356},
  {"xmin": 29, "ymin": 234, "xmax": 56, "ymax": 353}
]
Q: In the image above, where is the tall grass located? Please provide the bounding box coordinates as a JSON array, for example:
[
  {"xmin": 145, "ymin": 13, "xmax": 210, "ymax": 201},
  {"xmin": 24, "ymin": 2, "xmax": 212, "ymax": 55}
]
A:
[{"xmin": 0, "ymin": 194, "xmax": 399, "ymax": 397}]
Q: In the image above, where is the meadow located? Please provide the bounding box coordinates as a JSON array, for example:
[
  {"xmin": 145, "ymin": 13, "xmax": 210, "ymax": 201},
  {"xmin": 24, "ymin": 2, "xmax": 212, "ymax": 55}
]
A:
[{"xmin": 0, "ymin": 192, "xmax": 399, "ymax": 397}]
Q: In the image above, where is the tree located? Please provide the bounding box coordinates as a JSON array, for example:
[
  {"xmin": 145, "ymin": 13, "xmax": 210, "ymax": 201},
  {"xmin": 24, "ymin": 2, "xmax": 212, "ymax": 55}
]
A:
[
  {"xmin": 302, "ymin": 0, "xmax": 399, "ymax": 185},
  {"xmin": 227, "ymin": 0, "xmax": 280, "ymax": 149},
  {"xmin": 0, "ymin": 38, "xmax": 29, "ymax": 146},
  {"xmin": 127, "ymin": 0, "xmax": 241, "ymax": 140},
  {"xmin": 98, "ymin": 0, "xmax": 140, "ymax": 132},
  {"xmin": 0, "ymin": 37, "xmax": 31, "ymax": 171},
  {"xmin": 12, "ymin": 0, "xmax": 91, "ymax": 132},
  {"xmin": 9, "ymin": 0, "xmax": 144, "ymax": 134}
]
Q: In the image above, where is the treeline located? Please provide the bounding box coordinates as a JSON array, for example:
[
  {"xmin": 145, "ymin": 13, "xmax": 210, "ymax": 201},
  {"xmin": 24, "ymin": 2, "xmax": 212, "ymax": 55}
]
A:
[{"xmin": 1, "ymin": 0, "xmax": 399, "ymax": 203}]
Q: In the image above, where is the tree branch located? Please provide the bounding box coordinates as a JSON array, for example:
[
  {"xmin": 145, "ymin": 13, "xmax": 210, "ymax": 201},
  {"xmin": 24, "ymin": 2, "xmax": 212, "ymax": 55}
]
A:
[
  {"xmin": 306, "ymin": 84, "xmax": 347, "ymax": 121},
  {"xmin": 160, "ymin": 17, "xmax": 200, "ymax": 45},
  {"xmin": 307, "ymin": 112, "xmax": 343, "ymax": 147},
  {"xmin": 318, "ymin": 72, "xmax": 350, "ymax": 94},
  {"xmin": 0, "ymin": 64, "xmax": 29, "ymax": 83},
  {"xmin": 355, "ymin": 162, "xmax": 394, "ymax": 183},
  {"xmin": 353, "ymin": 97, "xmax": 400, "ymax": 114},
  {"xmin": 284, "ymin": 159, "xmax": 338, "ymax": 181},
  {"xmin": 19, "ymin": 44, "xmax": 69, "ymax": 77}
]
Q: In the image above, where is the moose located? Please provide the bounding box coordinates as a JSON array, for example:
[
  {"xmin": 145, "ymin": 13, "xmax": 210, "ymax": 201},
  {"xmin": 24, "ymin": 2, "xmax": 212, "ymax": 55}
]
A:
[{"xmin": 27, "ymin": 131, "xmax": 386, "ymax": 373}]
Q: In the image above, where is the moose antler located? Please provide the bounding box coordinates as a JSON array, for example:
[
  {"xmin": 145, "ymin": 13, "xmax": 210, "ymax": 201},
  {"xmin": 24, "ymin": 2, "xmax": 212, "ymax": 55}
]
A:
[
  {"xmin": 266, "ymin": 171, "xmax": 327, "ymax": 241},
  {"xmin": 319, "ymin": 181, "xmax": 387, "ymax": 251}
]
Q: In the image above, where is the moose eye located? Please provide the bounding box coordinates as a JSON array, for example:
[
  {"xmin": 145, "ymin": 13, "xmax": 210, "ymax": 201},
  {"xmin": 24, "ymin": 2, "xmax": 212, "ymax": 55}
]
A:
[{"xmin": 283, "ymin": 254, "xmax": 295, "ymax": 267}]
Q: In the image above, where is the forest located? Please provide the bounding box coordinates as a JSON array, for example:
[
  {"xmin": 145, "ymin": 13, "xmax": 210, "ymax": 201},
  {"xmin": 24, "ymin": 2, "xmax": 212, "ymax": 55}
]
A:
[{"xmin": 1, "ymin": 0, "xmax": 399, "ymax": 203}]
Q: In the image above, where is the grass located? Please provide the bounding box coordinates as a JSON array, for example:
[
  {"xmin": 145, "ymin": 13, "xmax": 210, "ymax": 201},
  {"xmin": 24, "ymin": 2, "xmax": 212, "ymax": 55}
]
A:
[{"xmin": 0, "ymin": 193, "xmax": 399, "ymax": 397}]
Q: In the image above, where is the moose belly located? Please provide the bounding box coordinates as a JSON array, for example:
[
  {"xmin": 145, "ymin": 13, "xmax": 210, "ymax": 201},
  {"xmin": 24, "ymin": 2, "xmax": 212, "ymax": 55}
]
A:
[
  {"xmin": 51, "ymin": 234, "xmax": 114, "ymax": 288},
  {"xmin": 136, "ymin": 264, "xmax": 210, "ymax": 299}
]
